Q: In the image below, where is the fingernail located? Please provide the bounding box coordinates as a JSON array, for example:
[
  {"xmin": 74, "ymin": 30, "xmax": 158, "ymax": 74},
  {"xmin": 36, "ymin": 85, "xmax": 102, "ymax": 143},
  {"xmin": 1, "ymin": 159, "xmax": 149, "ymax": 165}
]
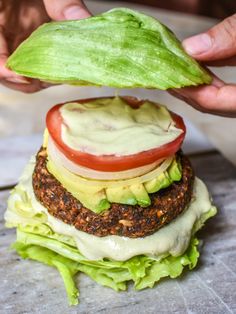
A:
[
  {"xmin": 41, "ymin": 82, "xmax": 53, "ymax": 89},
  {"xmin": 6, "ymin": 77, "xmax": 30, "ymax": 84},
  {"xmin": 63, "ymin": 5, "xmax": 90, "ymax": 20},
  {"xmin": 183, "ymin": 33, "xmax": 212, "ymax": 55},
  {"xmin": 211, "ymin": 77, "xmax": 224, "ymax": 88}
]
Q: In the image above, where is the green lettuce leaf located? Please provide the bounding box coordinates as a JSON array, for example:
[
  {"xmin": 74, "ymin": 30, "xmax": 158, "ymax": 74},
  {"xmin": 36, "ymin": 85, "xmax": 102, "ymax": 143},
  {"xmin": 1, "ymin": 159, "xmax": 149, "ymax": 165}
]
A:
[
  {"xmin": 7, "ymin": 8, "xmax": 211, "ymax": 89},
  {"xmin": 10, "ymin": 205, "xmax": 216, "ymax": 305},
  {"xmin": 13, "ymin": 229, "xmax": 200, "ymax": 306},
  {"xmin": 12, "ymin": 242, "xmax": 80, "ymax": 306}
]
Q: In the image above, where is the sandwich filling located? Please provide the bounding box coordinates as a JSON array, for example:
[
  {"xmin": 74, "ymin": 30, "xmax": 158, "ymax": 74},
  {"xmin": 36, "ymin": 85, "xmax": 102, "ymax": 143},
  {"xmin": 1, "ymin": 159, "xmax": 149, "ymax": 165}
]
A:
[
  {"xmin": 32, "ymin": 148, "xmax": 193, "ymax": 237},
  {"xmin": 5, "ymin": 157, "xmax": 216, "ymax": 261}
]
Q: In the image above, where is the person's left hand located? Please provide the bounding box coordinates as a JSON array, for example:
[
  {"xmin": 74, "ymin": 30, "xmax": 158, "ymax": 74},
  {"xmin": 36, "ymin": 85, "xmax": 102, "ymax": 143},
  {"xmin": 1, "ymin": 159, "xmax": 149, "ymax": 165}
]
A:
[{"xmin": 0, "ymin": 0, "xmax": 90, "ymax": 93}]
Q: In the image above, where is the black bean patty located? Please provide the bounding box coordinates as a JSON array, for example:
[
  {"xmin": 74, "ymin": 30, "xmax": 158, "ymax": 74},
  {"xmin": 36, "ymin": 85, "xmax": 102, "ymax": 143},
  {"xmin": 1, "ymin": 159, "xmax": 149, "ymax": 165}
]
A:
[{"xmin": 32, "ymin": 148, "xmax": 194, "ymax": 238}]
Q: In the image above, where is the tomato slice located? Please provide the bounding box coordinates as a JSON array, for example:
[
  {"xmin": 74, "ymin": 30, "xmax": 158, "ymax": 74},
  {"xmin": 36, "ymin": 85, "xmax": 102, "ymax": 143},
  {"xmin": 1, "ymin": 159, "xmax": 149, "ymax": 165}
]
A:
[{"xmin": 46, "ymin": 97, "xmax": 186, "ymax": 172}]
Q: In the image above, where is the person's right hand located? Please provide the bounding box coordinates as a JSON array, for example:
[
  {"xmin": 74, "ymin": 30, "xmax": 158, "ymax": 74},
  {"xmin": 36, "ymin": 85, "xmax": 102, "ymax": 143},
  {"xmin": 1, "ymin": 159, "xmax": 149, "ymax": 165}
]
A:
[
  {"xmin": 171, "ymin": 14, "xmax": 236, "ymax": 117},
  {"xmin": 0, "ymin": 0, "xmax": 90, "ymax": 93}
]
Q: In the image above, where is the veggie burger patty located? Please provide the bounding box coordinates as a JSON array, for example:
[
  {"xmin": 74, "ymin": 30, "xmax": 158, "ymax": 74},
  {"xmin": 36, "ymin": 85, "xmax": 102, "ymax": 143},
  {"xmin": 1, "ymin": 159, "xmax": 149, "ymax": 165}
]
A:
[{"xmin": 33, "ymin": 148, "xmax": 194, "ymax": 238}]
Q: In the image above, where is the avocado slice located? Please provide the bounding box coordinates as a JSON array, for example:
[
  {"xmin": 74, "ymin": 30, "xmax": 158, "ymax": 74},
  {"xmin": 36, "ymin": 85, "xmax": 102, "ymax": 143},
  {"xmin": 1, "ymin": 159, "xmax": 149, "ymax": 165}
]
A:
[
  {"xmin": 77, "ymin": 191, "xmax": 110, "ymax": 214},
  {"xmin": 144, "ymin": 172, "xmax": 171, "ymax": 194},
  {"xmin": 129, "ymin": 183, "xmax": 151, "ymax": 207},
  {"xmin": 106, "ymin": 186, "xmax": 137, "ymax": 206},
  {"xmin": 144, "ymin": 158, "xmax": 182, "ymax": 194},
  {"xmin": 47, "ymin": 158, "xmax": 110, "ymax": 213},
  {"xmin": 168, "ymin": 158, "xmax": 182, "ymax": 181}
]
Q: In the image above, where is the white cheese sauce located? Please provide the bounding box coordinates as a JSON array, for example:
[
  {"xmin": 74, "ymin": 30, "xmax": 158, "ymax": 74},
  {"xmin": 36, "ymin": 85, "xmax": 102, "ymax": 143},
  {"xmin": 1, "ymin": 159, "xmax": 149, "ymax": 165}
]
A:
[
  {"xmin": 60, "ymin": 97, "xmax": 183, "ymax": 156},
  {"xmin": 7, "ymin": 158, "xmax": 216, "ymax": 261}
]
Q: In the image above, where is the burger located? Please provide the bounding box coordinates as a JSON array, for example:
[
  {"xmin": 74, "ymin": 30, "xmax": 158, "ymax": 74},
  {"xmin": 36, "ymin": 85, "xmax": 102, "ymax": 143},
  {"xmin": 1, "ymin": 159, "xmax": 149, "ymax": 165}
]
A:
[
  {"xmin": 5, "ymin": 95, "xmax": 217, "ymax": 305},
  {"xmin": 5, "ymin": 8, "xmax": 216, "ymax": 306}
]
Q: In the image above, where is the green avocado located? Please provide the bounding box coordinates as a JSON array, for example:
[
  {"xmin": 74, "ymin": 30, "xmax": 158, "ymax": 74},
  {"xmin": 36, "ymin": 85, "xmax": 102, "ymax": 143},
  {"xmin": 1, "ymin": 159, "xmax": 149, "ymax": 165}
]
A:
[
  {"xmin": 47, "ymin": 158, "xmax": 110, "ymax": 214},
  {"xmin": 129, "ymin": 183, "xmax": 151, "ymax": 207},
  {"xmin": 168, "ymin": 157, "xmax": 182, "ymax": 181},
  {"xmin": 106, "ymin": 186, "xmax": 137, "ymax": 206},
  {"xmin": 78, "ymin": 191, "xmax": 110, "ymax": 214},
  {"xmin": 144, "ymin": 172, "xmax": 170, "ymax": 194},
  {"xmin": 106, "ymin": 183, "xmax": 151, "ymax": 207},
  {"xmin": 144, "ymin": 158, "xmax": 182, "ymax": 194}
]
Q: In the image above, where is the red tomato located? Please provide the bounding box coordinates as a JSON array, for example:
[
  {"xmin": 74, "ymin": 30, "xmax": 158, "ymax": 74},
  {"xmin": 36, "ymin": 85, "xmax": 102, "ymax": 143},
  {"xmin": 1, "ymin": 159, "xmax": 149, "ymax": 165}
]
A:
[{"xmin": 46, "ymin": 97, "xmax": 186, "ymax": 172}]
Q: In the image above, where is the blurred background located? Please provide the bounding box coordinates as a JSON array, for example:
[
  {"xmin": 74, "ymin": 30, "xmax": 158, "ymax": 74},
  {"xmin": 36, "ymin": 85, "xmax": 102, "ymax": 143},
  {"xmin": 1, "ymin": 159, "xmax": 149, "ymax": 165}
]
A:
[
  {"xmin": 105, "ymin": 0, "xmax": 236, "ymax": 19},
  {"xmin": 0, "ymin": 0, "xmax": 236, "ymax": 185}
]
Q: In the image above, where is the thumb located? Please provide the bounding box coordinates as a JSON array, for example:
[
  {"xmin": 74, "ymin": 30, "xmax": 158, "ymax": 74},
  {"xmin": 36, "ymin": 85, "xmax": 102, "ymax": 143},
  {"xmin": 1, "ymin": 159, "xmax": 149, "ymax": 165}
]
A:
[
  {"xmin": 182, "ymin": 14, "xmax": 236, "ymax": 61},
  {"xmin": 43, "ymin": 0, "xmax": 91, "ymax": 21},
  {"xmin": 0, "ymin": 26, "xmax": 28, "ymax": 83}
]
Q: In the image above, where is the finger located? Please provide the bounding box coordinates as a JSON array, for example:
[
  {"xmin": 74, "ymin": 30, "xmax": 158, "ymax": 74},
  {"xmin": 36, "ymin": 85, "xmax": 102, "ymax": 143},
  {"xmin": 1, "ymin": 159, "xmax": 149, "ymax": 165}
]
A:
[
  {"xmin": 0, "ymin": 26, "xmax": 29, "ymax": 83},
  {"xmin": 43, "ymin": 0, "xmax": 91, "ymax": 21},
  {"xmin": 170, "ymin": 81, "xmax": 236, "ymax": 117},
  {"xmin": 182, "ymin": 14, "xmax": 236, "ymax": 61},
  {"xmin": 0, "ymin": 26, "xmax": 11, "ymax": 78},
  {"xmin": 169, "ymin": 89, "xmax": 209, "ymax": 114},
  {"xmin": 169, "ymin": 79, "xmax": 225, "ymax": 114},
  {"xmin": 0, "ymin": 79, "xmax": 44, "ymax": 93},
  {"xmin": 40, "ymin": 82, "xmax": 59, "ymax": 89},
  {"xmin": 204, "ymin": 55, "xmax": 236, "ymax": 67}
]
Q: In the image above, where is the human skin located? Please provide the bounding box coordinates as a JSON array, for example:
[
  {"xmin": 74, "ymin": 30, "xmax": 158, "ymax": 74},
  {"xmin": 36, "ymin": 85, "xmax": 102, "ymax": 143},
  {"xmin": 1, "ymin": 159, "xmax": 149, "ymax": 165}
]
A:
[
  {"xmin": 0, "ymin": 0, "xmax": 91, "ymax": 93},
  {"xmin": 171, "ymin": 14, "xmax": 236, "ymax": 117}
]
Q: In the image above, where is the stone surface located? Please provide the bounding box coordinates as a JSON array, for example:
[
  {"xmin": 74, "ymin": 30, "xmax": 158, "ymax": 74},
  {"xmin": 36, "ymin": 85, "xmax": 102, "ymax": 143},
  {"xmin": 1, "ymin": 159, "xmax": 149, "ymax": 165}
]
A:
[
  {"xmin": 1, "ymin": 147, "xmax": 236, "ymax": 313},
  {"xmin": 0, "ymin": 135, "xmax": 42, "ymax": 186}
]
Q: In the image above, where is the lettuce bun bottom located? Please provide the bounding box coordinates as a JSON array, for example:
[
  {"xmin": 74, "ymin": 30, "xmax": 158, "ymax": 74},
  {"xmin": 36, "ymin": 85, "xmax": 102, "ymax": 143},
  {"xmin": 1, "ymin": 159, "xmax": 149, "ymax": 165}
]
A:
[{"xmin": 5, "ymin": 158, "xmax": 216, "ymax": 305}]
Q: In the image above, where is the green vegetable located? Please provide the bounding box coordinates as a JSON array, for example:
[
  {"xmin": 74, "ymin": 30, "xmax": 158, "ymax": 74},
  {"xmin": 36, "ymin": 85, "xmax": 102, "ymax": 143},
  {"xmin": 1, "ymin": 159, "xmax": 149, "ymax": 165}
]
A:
[
  {"xmin": 13, "ymin": 228, "xmax": 200, "ymax": 306},
  {"xmin": 7, "ymin": 8, "xmax": 211, "ymax": 89},
  {"xmin": 168, "ymin": 157, "xmax": 182, "ymax": 181},
  {"xmin": 144, "ymin": 157, "xmax": 182, "ymax": 193},
  {"xmin": 13, "ymin": 243, "xmax": 80, "ymax": 306}
]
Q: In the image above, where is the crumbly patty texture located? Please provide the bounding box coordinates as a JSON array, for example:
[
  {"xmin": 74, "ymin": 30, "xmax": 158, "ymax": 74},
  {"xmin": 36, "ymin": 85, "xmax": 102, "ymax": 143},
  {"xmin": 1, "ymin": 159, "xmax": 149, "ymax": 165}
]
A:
[{"xmin": 32, "ymin": 148, "xmax": 194, "ymax": 238}]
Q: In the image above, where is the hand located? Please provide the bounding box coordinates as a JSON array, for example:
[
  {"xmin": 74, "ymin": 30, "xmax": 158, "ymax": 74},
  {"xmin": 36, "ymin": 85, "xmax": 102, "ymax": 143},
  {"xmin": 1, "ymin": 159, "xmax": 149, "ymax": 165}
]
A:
[
  {"xmin": 171, "ymin": 14, "xmax": 236, "ymax": 117},
  {"xmin": 0, "ymin": 0, "xmax": 90, "ymax": 93}
]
